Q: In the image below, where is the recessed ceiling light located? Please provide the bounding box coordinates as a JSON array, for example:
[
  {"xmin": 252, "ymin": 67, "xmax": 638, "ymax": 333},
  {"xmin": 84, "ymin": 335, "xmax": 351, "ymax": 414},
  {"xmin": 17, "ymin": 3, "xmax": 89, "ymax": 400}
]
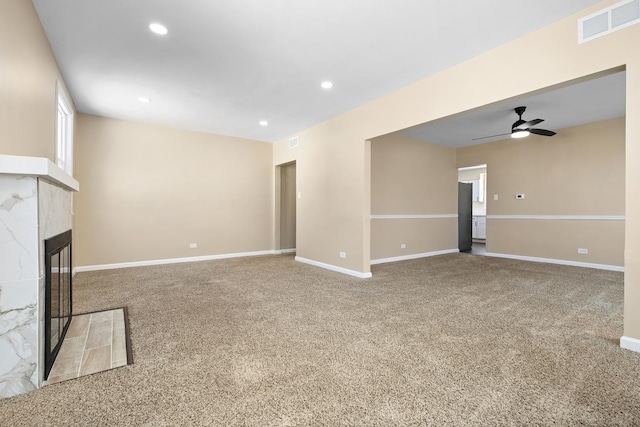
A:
[
  {"xmin": 138, "ymin": 97, "xmax": 151, "ymax": 103},
  {"xmin": 149, "ymin": 23, "xmax": 168, "ymax": 35},
  {"xmin": 259, "ymin": 120, "xmax": 268, "ymax": 126},
  {"xmin": 321, "ymin": 81, "xmax": 333, "ymax": 89}
]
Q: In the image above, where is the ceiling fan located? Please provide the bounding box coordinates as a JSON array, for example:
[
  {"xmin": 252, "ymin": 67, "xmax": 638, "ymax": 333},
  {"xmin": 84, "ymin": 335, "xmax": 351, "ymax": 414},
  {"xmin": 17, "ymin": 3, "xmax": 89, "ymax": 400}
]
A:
[{"xmin": 473, "ymin": 106, "xmax": 557, "ymax": 141}]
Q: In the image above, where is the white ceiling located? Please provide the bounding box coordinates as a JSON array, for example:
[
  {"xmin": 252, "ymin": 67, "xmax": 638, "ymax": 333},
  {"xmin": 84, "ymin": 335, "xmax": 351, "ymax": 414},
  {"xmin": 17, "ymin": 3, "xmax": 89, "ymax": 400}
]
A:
[{"xmin": 33, "ymin": 0, "xmax": 607, "ymax": 143}]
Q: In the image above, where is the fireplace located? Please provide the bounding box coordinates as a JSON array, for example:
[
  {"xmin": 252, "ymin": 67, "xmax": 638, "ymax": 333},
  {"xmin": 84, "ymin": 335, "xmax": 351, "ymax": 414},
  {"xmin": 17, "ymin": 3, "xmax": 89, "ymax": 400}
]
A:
[
  {"xmin": 44, "ymin": 229, "xmax": 73, "ymax": 380},
  {"xmin": 1, "ymin": 156, "xmax": 78, "ymax": 398}
]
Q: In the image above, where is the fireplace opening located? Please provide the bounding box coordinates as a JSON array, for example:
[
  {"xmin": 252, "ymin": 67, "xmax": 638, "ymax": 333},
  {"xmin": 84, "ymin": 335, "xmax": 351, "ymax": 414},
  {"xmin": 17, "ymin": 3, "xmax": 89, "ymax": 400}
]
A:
[{"xmin": 44, "ymin": 229, "xmax": 72, "ymax": 380}]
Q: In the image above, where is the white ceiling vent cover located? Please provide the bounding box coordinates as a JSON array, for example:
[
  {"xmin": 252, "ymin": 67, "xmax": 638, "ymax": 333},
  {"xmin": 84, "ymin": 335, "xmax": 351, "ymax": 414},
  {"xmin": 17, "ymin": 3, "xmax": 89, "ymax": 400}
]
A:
[
  {"xmin": 289, "ymin": 136, "xmax": 299, "ymax": 148},
  {"xmin": 579, "ymin": 0, "xmax": 640, "ymax": 43}
]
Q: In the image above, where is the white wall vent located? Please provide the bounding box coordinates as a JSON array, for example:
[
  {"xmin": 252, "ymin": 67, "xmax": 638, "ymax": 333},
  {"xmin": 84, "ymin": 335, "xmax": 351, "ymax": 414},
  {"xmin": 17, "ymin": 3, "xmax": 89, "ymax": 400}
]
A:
[
  {"xmin": 579, "ymin": 0, "xmax": 640, "ymax": 43},
  {"xmin": 289, "ymin": 136, "xmax": 299, "ymax": 148}
]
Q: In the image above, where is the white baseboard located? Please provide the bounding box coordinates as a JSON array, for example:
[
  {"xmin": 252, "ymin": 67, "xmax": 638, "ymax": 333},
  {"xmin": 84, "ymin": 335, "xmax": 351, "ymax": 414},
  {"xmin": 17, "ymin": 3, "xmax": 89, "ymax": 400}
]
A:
[
  {"xmin": 370, "ymin": 249, "xmax": 459, "ymax": 265},
  {"xmin": 484, "ymin": 252, "xmax": 624, "ymax": 272},
  {"xmin": 274, "ymin": 248, "xmax": 296, "ymax": 255},
  {"xmin": 75, "ymin": 250, "xmax": 275, "ymax": 273},
  {"xmin": 295, "ymin": 256, "xmax": 372, "ymax": 279},
  {"xmin": 620, "ymin": 336, "xmax": 640, "ymax": 353}
]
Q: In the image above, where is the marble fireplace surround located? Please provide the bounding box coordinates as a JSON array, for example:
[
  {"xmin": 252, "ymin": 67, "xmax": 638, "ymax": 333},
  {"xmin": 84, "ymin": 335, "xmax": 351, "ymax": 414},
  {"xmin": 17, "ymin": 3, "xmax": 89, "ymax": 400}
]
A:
[{"xmin": 0, "ymin": 154, "xmax": 79, "ymax": 399}]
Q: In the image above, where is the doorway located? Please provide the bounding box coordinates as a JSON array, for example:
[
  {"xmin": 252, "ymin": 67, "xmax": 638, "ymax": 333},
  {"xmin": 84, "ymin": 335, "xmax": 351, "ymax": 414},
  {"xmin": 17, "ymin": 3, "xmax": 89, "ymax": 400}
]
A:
[
  {"xmin": 458, "ymin": 165, "xmax": 487, "ymax": 255},
  {"xmin": 278, "ymin": 162, "xmax": 296, "ymax": 254}
]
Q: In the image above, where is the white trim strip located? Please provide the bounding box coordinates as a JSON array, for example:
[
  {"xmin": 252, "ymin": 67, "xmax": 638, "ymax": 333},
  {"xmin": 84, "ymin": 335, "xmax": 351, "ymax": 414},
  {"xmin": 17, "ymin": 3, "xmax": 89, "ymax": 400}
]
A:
[
  {"xmin": 485, "ymin": 252, "xmax": 624, "ymax": 272},
  {"xmin": 75, "ymin": 250, "xmax": 276, "ymax": 273},
  {"xmin": 487, "ymin": 215, "xmax": 624, "ymax": 221},
  {"xmin": 371, "ymin": 249, "xmax": 459, "ymax": 265},
  {"xmin": 620, "ymin": 336, "xmax": 640, "ymax": 353},
  {"xmin": 295, "ymin": 256, "xmax": 372, "ymax": 279},
  {"xmin": 275, "ymin": 248, "xmax": 296, "ymax": 254},
  {"xmin": 371, "ymin": 214, "xmax": 458, "ymax": 219}
]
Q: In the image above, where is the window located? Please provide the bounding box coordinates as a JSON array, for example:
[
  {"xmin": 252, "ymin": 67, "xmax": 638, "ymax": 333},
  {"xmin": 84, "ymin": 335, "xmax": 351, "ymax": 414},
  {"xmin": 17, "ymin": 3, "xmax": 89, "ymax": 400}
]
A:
[{"xmin": 56, "ymin": 82, "xmax": 74, "ymax": 175}]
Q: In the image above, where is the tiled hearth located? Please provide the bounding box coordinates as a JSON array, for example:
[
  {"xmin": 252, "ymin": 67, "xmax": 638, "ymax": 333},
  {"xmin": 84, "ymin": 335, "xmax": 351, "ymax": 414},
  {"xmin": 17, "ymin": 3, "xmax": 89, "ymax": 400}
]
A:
[{"xmin": 45, "ymin": 308, "xmax": 131, "ymax": 385}]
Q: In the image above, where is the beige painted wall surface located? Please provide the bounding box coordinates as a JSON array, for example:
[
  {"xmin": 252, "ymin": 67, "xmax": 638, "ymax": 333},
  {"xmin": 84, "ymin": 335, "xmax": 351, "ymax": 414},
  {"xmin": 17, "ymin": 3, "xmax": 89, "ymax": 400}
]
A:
[
  {"xmin": 74, "ymin": 114, "xmax": 273, "ymax": 267},
  {"xmin": 371, "ymin": 218, "xmax": 457, "ymax": 261},
  {"xmin": 371, "ymin": 134, "xmax": 457, "ymax": 214},
  {"xmin": 273, "ymin": 0, "xmax": 640, "ymax": 337},
  {"xmin": 0, "ymin": 0, "xmax": 72, "ymax": 160},
  {"xmin": 489, "ymin": 219, "xmax": 624, "ymax": 266},
  {"xmin": 280, "ymin": 163, "xmax": 296, "ymax": 250},
  {"xmin": 458, "ymin": 168, "xmax": 486, "ymax": 182},
  {"xmin": 273, "ymin": 123, "xmax": 372, "ymax": 273},
  {"xmin": 457, "ymin": 118, "xmax": 625, "ymax": 267},
  {"xmin": 370, "ymin": 133, "xmax": 457, "ymax": 260},
  {"xmin": 457, "ymin": 118, "xmax": 625, "ymax": 216}
]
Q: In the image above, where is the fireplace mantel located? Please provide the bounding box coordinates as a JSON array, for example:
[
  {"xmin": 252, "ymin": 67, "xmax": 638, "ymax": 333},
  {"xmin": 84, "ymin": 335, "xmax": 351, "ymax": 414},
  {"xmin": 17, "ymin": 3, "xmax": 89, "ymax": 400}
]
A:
[
  {"xmin": 0, "ymin": 154, "xmax": 78, "ymax": 399},
  {"xmin": 0, "ymin": 154, "xmax": 79, "ymax": 192}
]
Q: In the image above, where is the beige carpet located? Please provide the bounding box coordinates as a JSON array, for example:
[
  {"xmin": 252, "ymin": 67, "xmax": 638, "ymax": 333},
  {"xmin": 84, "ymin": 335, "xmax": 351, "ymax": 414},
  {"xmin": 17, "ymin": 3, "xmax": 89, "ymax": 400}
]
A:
[{"xmin": 1, "ymin": 253, "xmax": 639, "ymax": 426}]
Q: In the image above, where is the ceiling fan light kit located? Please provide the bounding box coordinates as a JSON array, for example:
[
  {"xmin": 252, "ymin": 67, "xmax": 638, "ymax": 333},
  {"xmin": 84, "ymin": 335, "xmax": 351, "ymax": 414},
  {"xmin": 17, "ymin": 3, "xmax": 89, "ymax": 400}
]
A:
[
  {"xmin": 511, "ymin": 129, "xmax": 530, "ymax": 139},
  {"xmin": 510, "ymin": 106, "xmax": 556, "ymax": 139},
  {"xmin": 473, "ymin": 106, "xmax": 557, "ymax": 141}
]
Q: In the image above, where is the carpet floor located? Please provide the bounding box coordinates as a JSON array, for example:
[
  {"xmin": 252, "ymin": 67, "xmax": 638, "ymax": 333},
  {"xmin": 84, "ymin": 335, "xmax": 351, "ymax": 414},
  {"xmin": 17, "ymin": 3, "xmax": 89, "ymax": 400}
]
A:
[{"xmin": 1, "ymin": 253, "xmax": 639, "ymax": 426}]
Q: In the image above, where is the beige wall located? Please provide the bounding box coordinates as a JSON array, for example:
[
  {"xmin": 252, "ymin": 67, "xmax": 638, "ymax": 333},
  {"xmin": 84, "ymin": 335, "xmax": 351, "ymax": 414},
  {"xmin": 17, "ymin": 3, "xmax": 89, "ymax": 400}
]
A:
[
  {"xmin": 458, "ymin": 168, "xmax": 486, "ymax": 182},
  {"xmin": 457, "ymin": 118, "xmax": 625, "ymax": 266},
  {"xmin": 458, "ymin": 118, "xmax": 625, "ymax": 216},
  {"xmin": 371, "ymin": 118, "xmax": 625, "ymax": 265},
  {"xmin": 273, "ymin": 0, "xmax": 640, "ymax": 338},
  {"xmin": 489, "ymin": 220, "xmax": 624, "ymax": 266},
  {"xmin": 0, "ymin": 0, "xmax": 73, "ymax": 161},
  {"xmin": 457, "ymin": 118, "xmax": 625, "ymax": 267},
  {"xmin": 74, "ymin": 114, "xmax": 273, "ymax": 267},
  {"xmin": 370, "ymin": 134, "xmax": 457, "ymax": 260},
  {"xmin": 280, "ymin": 162, "xmax": 296, "ymax": 250},
  {"xmin": 273, "ymin": 124, "xmax": 372, "ymax": 272}
]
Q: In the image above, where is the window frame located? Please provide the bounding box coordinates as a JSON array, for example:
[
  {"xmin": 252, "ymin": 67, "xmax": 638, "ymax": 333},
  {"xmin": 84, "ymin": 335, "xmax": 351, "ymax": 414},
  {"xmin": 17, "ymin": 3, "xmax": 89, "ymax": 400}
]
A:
[{"xmin": 56, "ymin": 81, "xmax": 74, "ymax": 176}]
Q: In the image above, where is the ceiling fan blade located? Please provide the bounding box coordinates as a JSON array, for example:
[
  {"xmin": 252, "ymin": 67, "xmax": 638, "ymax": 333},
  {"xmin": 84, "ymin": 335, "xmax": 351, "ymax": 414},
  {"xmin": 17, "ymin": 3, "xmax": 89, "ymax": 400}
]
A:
[
  {"xmin": 514, "ymin": 118, "xmax": 544, "ymax": 130},
  {"xmin": 472, "ymin": 132, "xmax": 511, "ymax": 141},
  {"xmin": 529, "ymin": 128, "xmax": 556, "ymax": 137}
]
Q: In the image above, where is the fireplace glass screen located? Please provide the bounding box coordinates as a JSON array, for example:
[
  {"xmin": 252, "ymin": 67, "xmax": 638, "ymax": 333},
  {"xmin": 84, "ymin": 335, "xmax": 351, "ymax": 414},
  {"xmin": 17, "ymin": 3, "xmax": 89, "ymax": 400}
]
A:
[{"xmin": 45, "ymin": 230, "xmax": 72, "ymax": 379}]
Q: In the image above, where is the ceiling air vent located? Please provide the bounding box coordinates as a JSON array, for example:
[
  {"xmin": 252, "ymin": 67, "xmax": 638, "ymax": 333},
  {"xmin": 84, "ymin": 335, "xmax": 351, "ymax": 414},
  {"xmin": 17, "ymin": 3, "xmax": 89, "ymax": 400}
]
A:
[
  {"xmin": 289, "ymin": 136, "xmax": 299, "ymax": 148},
  {"xmin": 579, "ymin": 0, "xmax": 640, "ymax": 43}
]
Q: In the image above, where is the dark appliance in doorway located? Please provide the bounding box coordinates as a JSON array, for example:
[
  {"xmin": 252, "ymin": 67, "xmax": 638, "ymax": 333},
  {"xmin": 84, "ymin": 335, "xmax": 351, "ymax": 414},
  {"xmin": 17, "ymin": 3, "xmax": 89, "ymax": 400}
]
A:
[{"xmin": 458, "ymin": 182, "xmax": 473, "ymax": 252}]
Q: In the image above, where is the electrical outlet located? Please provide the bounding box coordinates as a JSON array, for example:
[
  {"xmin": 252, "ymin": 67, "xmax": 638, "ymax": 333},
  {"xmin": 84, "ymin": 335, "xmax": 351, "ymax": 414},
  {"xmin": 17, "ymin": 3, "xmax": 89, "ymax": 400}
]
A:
[
  {"xmin": 493, "ymin": 194, "xmax": 499, "ymax": 201},
  {"xmin": 189, "ymin": 243, "xmax": 197, "ymax": 249},
  {"xmin": 339, "ymin": 252, "xmax": 346, "ymax": 259},
  {"xmin": 401, "ymin": 244, "xmax": 406, "ymax": 249},
  {"xmin": 578, "ymin": 248, "xmax": 588, "ymax": 254}
]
